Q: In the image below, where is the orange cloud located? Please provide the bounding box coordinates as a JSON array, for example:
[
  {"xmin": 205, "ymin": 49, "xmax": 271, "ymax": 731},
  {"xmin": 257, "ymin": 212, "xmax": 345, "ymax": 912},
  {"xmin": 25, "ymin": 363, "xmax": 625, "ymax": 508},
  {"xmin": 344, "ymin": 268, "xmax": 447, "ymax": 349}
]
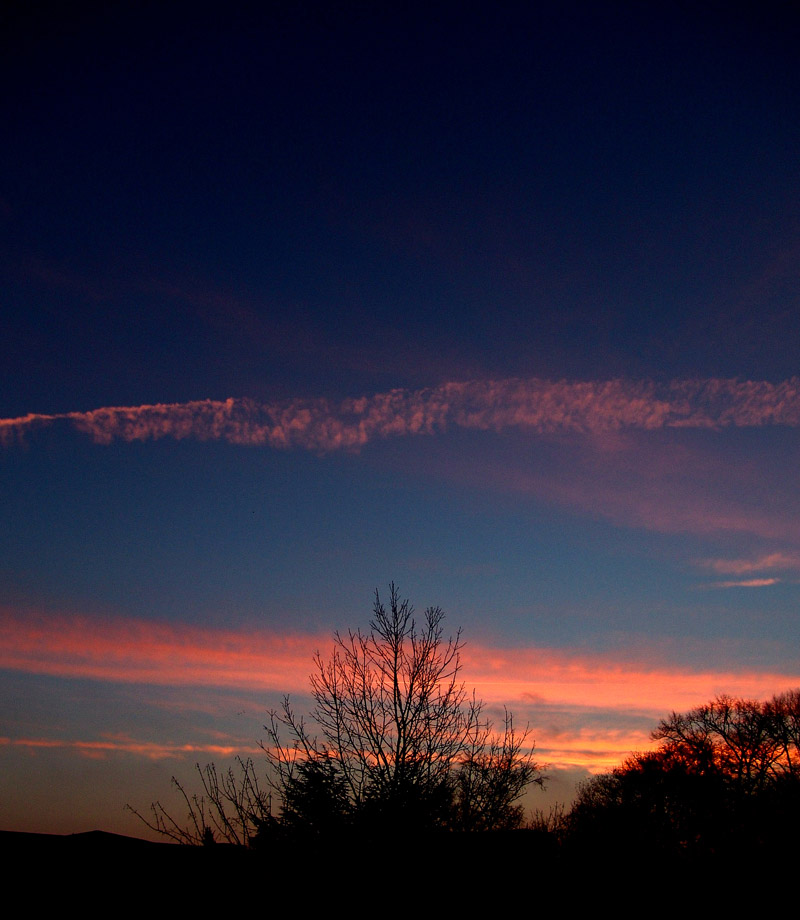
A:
[
  {"xmin": 0, "ymin": 734, "xmax": 261, "ymax": 761},
  {"xmin": 4, "ymin": 610, "xmax": 798, "ymax": 775},
  {"xmin": 3, "ymin": 376, "xmax": 800, "ymax": 449},
  {"xmin": 0, "ymin": 609, "xmax": 324, "ymax": 694},
  {"xmin": 0, "ymin": 727, "xmax": 634, "ymax": 772},
  {"xmin": 458, "ymin": 646, "xmax": 798, "ymax": 714},
  {"xmin": 533, "ymin": 727, "xmax": 654, "ymax": 773},
  {"xmin": 3, "ymin": 609, "xmax": 797, "ymax": 721},
  {"xmin": 2, "ymin": 731, "xmax": 632, "ymax": 777}
]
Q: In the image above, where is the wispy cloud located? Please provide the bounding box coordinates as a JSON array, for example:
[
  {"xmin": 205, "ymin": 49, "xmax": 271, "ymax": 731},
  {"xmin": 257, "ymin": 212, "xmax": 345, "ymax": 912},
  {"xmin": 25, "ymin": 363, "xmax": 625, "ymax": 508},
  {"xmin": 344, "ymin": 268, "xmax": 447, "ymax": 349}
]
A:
[
  {"xmin": 0, "ymin": 734, "xmax": 261, "ymax": 761},
  {"xmin": 5, "ymin": 611, "xmax": 799, "ymax": 775},
  {"xmin": 3, "ymin": 610, "xmax": 797, "ymax": 718},
  {"xmin": 411, "ymin": 426, "xmax": 799, "ymax": 540},
  {"xmin": 701, "ymin": 552, "xmax": 800, "ymax": 575},
  {"xmin": 3, "ymin": 376, "xmax": 800, "ymax": 449},
  {"xmin": 459, "ymin": 646, "xmax": 798, "ymax": 713},
  {"xmin": 0, "ymin": 610, "xmax": 323, "ymax": 694},
  {"xmin": 533, "ymin": 727, "xmax": 655, "ymax": 772},
  {"xmin": 0, "ymin": 713, "xmax": 647, "ymax": 773},
  {"xmin": 697, "ymin": 552, "xmax": 800, "ymax": 588},
  {"xmin": 707, "ymin": 578, "xmax": 781, "ymax": 589}
]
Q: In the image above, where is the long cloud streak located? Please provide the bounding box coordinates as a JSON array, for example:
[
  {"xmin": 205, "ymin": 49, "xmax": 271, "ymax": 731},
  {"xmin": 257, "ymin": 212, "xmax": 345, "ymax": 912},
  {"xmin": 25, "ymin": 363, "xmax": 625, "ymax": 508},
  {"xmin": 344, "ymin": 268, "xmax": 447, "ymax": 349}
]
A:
[
  {"xmin": 3, "ymin": 377, "xmax": 800, "ymax": 450},
  {"xmin": 0, "ymin": 735, "xmax": 261, "ymax": 761},
  {"xmin": 3, "ymin": 610, "xmax": 797, "ymax": 715}
]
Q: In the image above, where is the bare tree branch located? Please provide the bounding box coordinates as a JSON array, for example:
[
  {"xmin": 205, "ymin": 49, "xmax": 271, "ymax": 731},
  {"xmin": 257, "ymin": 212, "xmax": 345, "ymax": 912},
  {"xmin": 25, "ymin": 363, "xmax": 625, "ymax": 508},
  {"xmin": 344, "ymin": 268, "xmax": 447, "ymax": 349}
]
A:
[{"xmin": 131, "ymin": 584, "xmax": 544, "ymax": 844}]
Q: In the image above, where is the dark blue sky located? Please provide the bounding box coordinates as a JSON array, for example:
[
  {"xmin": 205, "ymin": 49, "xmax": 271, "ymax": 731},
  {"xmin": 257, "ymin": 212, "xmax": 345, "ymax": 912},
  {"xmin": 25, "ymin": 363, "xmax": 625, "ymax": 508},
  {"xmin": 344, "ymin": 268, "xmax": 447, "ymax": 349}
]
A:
[
  {"xmin": 4, "ymin": 2, "xmax": 799, "ymax": 413},
  {"xmin": 2, "ymin": 2, "xmax": 800, "ymax": 837}
]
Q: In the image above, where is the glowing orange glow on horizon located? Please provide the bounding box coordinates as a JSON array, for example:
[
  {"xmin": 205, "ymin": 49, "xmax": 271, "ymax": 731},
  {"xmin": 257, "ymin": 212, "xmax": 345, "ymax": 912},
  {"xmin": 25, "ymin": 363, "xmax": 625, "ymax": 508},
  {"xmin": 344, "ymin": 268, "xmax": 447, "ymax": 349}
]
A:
[
  {"xmin": 3, "ymin": 609, "xmax": 797, "ymax": 719},
  {"xmin": 535, "ymin": 728, "xmax": 657, "ymax": 773},
  {"xmin": 0, "ymin": 734, "xmax": 262, "ymax": 761},
  {"xmin": 458, "ymin": 645, "xmax": 798, "ymax": 713},
  {"xmin": 0, "ymin": 729, "xmax": 645, "ymax": 772}
]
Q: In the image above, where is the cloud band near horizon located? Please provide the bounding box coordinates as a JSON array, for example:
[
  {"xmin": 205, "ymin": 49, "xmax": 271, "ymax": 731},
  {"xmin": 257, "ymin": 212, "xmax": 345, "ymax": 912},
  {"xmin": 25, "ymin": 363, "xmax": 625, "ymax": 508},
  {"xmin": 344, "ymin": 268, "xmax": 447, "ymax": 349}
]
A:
[
  {"xmin": 4, "ymin": 609, "xmax": 799, "ymax": 773},
  {"xmin": 3, "ymin": 376, "xmax": 800, "ymax": 450},
  {"xmin": 2, "ymin": 609, "xmax": 797, "ymax": 716}
]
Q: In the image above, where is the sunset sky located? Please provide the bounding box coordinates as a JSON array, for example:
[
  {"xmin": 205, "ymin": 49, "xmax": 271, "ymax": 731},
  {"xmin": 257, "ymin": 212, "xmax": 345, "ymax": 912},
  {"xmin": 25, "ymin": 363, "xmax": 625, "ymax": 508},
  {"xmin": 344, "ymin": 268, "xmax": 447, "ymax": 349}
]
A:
[{"xmin": 2, "ymin": 2, "xmax": 800, "ymax": 838}]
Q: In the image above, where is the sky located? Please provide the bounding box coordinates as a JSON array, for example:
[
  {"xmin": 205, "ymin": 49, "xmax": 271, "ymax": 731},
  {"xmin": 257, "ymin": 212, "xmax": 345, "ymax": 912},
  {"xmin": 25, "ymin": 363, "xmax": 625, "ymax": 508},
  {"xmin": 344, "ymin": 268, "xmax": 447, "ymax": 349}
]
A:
[{"xmin": 2, "ymin": 1, "xmax": 800, "ymax": 838}]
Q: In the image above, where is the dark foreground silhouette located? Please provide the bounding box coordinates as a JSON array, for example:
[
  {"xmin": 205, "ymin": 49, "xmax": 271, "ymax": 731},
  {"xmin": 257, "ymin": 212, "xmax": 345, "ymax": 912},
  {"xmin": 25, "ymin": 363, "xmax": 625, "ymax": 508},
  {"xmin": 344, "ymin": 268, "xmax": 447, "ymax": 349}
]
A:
[
  {"xmin": 4, "ymin": 822, "xmax": 796, "ymax": 904},
  {"xmin": 132, "ymin": 587, "xmax": 543, "ymax": 846}
]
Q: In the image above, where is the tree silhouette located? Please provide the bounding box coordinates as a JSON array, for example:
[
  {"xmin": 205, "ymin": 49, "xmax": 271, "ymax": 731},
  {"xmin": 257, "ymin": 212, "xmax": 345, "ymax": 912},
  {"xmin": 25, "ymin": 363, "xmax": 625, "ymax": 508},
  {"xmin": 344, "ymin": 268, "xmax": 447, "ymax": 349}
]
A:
[
  {"xmin": 566, "ymin": 689, "xmax": 800, "ymax": 858},
  {"xmin": 568, "ymin": 747, "xmax": 727, "ymax": 856},
  {"xmin": 130, "ymin": 585, "xmax": 542, "ymax": 844},
  {"xmin": 454, "ymin": 708, "xmax": 538, "ymax": 831},
  {"xmin": 653, "ymin": 694, "xmax": 784, "ymax": 794},
  {"xmin": 263, "ymin": 584, "xmax": 542, "ymax": 836},
  {"xmin": 127, "ymin": 757, "xmax": 271, "ymax": 846}
]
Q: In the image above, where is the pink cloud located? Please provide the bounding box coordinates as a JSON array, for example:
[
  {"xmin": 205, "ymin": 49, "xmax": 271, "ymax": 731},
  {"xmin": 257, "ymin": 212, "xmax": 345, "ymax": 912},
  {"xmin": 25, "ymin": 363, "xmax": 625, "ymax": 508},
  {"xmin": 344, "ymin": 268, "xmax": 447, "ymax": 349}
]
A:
[
  {"xmin": 3, "ymin": 376, "xmax": 800, "ymax": 450},
  {"xmin": 3, "ymin": 608, "xmax": 797, "ymax": 720},
  {"xmin": 458, "ymin": 645, "xmax": 798, "ymax": 714},
  {"xmin": 7, "ymin": 380, "xmax": 796, "ymax": 543},
  {"xmin": 0, "ymin": 718, "xmax": 639, "ymax": 773},
  {"xmin": 0, "ymin": 411, "xmax": 60, "ymax": 447},
  {"xmin": 532, "ymin": 727, "xmax": 655, "ymax": 772},
  {"xmin": 0, "ymin": 609, "xmax": 324, "ymax": 694},
  {"xmin": 707, "ymin": 578, "xmax": 780, "ymax": 588},
  {"xmin": 4, "ymin": 610, "xmax": 798, "ymax": 774},
  {"xmin": 409, "ymin": 426, "xmax": 800, "ymax": 540},
  {"xmin": 701, "ymin": 552, "xmax": 800, "ymax": 575},
  {"xmin": 0, "ymin": 734, "xmax": 261, "ymax": 761}
]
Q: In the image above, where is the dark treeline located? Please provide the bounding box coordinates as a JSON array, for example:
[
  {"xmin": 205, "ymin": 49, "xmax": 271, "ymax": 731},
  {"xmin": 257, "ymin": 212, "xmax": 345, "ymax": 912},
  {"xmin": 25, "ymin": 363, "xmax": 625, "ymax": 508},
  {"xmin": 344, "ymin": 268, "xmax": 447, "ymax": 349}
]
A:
[
  {"xmin": 561, "ymin": 689, "xmax": 800, "ymax": 863},
  {"xmin": 128, "ymin": 588, "xmax": 800, "ymax": 867}
]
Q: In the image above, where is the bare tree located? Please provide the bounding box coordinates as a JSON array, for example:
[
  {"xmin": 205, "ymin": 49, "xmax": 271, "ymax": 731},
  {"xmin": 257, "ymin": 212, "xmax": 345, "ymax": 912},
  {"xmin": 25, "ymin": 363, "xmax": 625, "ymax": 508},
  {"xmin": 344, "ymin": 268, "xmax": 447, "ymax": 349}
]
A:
[
  {"xmin": 653, "ymin": 694, "xmax": 788, "ymax": 794},
  {"xmin": 566, "ymin": 689, "xmax": 800, "ymax": 856},
  {"xmin": 766, "ymin": 688, "xmax": 800, "ymax": 775},
  {"xmin": 126, "ymin": 757, "xmax": 271, "ymax": 845},
  {"xmin": 130, "ymin": 585, "xmax": 543, "ymax": 843},
  {"xmin": 455, "ymin": 709, "xmax": 543, "ymax": 831},
  {"xmin": 263, "ymin": 584, "xmax": 542, "ymax": 833}
]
